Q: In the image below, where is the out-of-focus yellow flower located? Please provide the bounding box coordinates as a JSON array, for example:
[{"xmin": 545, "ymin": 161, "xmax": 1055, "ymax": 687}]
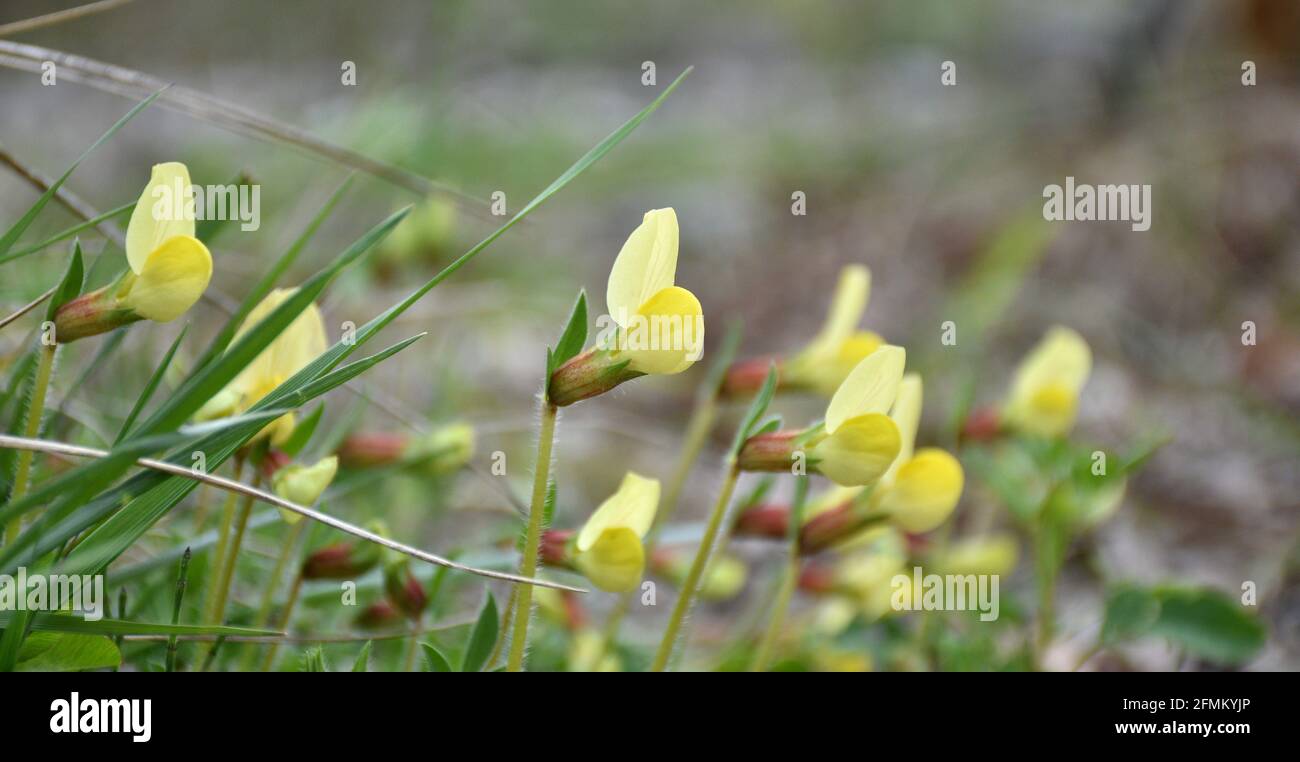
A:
[
  {"xmin": 271, "ymin": 456, "xmax": 338, "ymax": 523},
  {"xmin": 1002, "ymin": 326, "xmax": 1092, "ymax": 438},
  {"xmin": 782, "ymin": 265, "xmax": 884, "ymax": 396},
  {"xmin": 603, "ymin": 208, "xmax": 704, "ymax": 375},
  {"xmin": 568, "ymin": 629, "xmax": 621, "ymax": 672},
  {"xmin": 867, "ymin": 374, "xmax": 964, "ymax": 533},
  {"xmin": 376, "ymin": 196, "xmax": 456, "ymax": 267},
  {"xmin": 54, "ymin": 163, "xmax": 212, "ymax": 342},
  {"xmin": 405, "ymin": 423, "xmax": 475, "ymax": 474},
  {"xmin": 194, "ymin": 287, "xmax": 327, "ymax": 445},
  {"xmin": 814, "ymin": 648, "xmax": 873, "ymax": 673},
  {"xmin": 933, "ymin": 534, "xmax": 1019, "ymax": 577},
  {"xmin": 807, "ymin": 345, "xmax": 905, "ymax": 486},
  {"xmin": 698, "ymin": 554, "xmax": 748, "ymax": 601},
  {"xmin": 835, "ymin": 550, "xmax": 908, "ymax": 622},
  {"xmin": 571, "ymin": 472, "xmax": 659, "ymax": 592}
]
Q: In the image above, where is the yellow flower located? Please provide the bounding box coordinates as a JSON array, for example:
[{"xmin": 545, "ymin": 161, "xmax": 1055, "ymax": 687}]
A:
[
  {"xmin": 122, "ymin": 162, "xmax": 212, "ymax": 322},
  {"xmin": 933, "ymin": 534, "xmax": 1019, "ymax": 577},
  {"xmin": 835, "ymin": 548, "xmax": 908, "ymax": 621},
  {"xmin": 271, "ymin": 456, "xmax": 338, "ymax": 523},
  {"xmin": 568, "ymin": 629, "xmax": 621, "ymax": 672},
  {"xmin": 783, "ymin": 265, "xmax": 883, "ymax": 396},
  {"xmin": 807, "ymin": 345, "xmax": 906, "ymax": 486},
  {"xmin": 867, "ymin": 374, "xmax": 964, "ymax": 533},
  {"xmin": 604, "ymin": 208, "xmax": 704, "ymax": 375},
  {"xmin": 53, "ymin": 162, "xmax": 211, "ymax": 342},
  {"xmin": 194, "ymin": 287, "xmax": 327, "ymax": 445},
  {"xmin": 572, "ymin": 472, "xmax": 659, "ymax": 592},
  {"xmin": 405, "ymin": 423, "xmax": 475, "ymax": 474},
  {"xmin": 698, "ymin": 554, "xmax": 748, "ymax": 601},
  {"xmin": 1002, "ymin": 326, "xmax": 1092, "ymax": 438}
]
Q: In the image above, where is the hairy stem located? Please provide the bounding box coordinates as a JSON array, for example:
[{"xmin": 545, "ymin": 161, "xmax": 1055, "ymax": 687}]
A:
[
  {"xmin": 506, "ymin": 401, "xmax": 558, "ymax": 672},
  {"xmin": 651, "ymin": 462, "xmax": 739, "ymax": 672}
]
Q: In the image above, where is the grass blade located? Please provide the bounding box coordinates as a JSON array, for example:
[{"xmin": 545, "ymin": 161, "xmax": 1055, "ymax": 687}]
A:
[{"xmin": 0, "ymin": 88, "xmax": 162, "ymax": 260}]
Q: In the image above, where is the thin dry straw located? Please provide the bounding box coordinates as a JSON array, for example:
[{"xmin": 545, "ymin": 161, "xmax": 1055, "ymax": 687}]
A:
[
  {"xmin": 0, "ymin": 433, "xmax": 586, "ymax": 593},
  {"xmin": 0, "ymin": 0, "xmax": 137, "ymax": 38},
  {"xmin": 0, "ymin": 40, "xmax": 490, "ymax": 214}
]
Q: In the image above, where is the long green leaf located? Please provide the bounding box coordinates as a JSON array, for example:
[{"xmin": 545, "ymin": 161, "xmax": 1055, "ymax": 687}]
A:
[
  {"xmin": 192, "ymin": 175, "xmax": 353, "ymax": 372},
  {"xmin": 0, "ymin": 612, "xmax": 279, "ymax": 637},
  {"xmin": 460, "ymin": 592, "xmax": 498, "ymax": 672},
  {"xmin": 0, "ymin": 202, "xmax": 133, "ymax": 265},
  {"xmin": 114, "ymin": 323, "xmax": 189, "ymax": 444},
  {"xmin": 0, "ymin": 89, "xmax": 162, "ymax": 260}
]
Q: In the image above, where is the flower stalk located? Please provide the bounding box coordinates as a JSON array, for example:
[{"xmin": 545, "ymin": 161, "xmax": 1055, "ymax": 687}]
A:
[
  {"xmin": 749, "ymin": 477, "xmax": 808, "ymax": 672},
  {"xmin": 506, "ymin": 401, "xmax": 558, "ymax": 671},
  {"xmin": 650, "ymin": 460, "xmax": 740, "ymax": 672}
]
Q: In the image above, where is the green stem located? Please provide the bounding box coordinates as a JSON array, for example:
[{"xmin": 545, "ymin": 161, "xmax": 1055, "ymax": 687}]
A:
[
  {"xmin": 750, "ymin": 554, "xmax": 798, "ymax": 672},
  {"xmin": 750, "ymin": 477, "xmax": 807, "ymax": 672},
  {"xmin": 260, "ymin": 570, "xmax": 303, "ymax": 672},
  {"xmin": 404, "ymin": 615, "xmax": 422, "ymax": 672},
  {"xmin": 241, "ymin": 519, "xmax": 305, "ymax": 670},
  {"xmin": 166, "ymin": 548, "xmax": 192, "ymax": 672},
  {"xmin": 506, "ymin": 401, "xmax": 558, "ymax": 672},
  {"xmin": 5, "ymin": 342, "xmax": 55, "ymax": 544},
  {"xmin": 651, "ymin": 462, "xmax": 739, "ymax": 672},
  {"xmin": 487, "ymin": 586, "xmax": 517, "ymax": 670},
  {"xmin": 598, "ymin": 388, "xmax": 719, "ymax": 653},
  {"xmin": 211, "ymin": 488, "xmax": 256, "ymax": 627},
  {"xmin": 202, "ymin": 458, "xmax": 244, "ymax": 625}
]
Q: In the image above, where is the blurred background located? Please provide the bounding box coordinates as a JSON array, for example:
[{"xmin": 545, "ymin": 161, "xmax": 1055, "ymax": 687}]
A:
[{"xmin": 1, "ymin": 0, "xmax": 1297, "ymax": 670}]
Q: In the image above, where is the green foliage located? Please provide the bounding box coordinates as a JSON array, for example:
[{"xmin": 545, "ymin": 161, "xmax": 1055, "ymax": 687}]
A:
[
  {"xmin": 547, "ymin": 289, "xmax": 588, "ymax": 379},
  {"xmin": 1102, "ymin": 585, "xmax": 1266, "ymax": 666},
  {"xmin": 461, "ymin": 592, "xmax": 499, "ymax": 672}
]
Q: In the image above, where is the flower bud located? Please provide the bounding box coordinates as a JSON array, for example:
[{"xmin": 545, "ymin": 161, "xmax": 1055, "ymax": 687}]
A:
[
  {"xmin": 271, "ymin": 456, "xmax": 338, "ymax": 523},
  {"xmin": 405, "ymin": 423, "xmax": 475, "ymax": 475},
  {"xmin": 721, "ymin": 356, "xmax": 782, "ymax": 397},
  {"xmin": 650, "ymin": 549, "xmax": 748, "ymax": 601},
  {"xmin": 547, "ymin": 347, "xmax": 643, "ymax": 407},
  {"xmin": 354, "ymin": 599, "xmax": 402, "ymax": 630},
  {"xmin": 960, "ymin": 406, "xmax": 1002, "ymax": 443},
  {"xmin": 383, "ymin": 558, "xmax": 428, "ymax": 619},
  {"xmin": 301, "ymin": 528, "xmax": 384, "ymax": 580},
  {"xmin": 335, "ymin": 432, "xmax": 407, "ymax": 468},
  {"xmin": 732, "ymin": 503, "xmax": 792, "ymax": 539}
]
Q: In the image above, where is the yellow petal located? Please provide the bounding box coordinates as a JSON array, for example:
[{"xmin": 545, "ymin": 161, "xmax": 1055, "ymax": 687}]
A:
[
  {"xmin": 824, "ymin": 345, "xmax": 905, "ymax": 434},
  {"xmin": 126, "ymin": 162, "xmax": 195, "ymax": 274},
  {"xmin": 882, "ymin": 373, "xmax": 923, "ymax": 483},
  {"xmin": 785, "ymin": 330, "xmax": 884, "ymax": 397},
  {"xmin": 934, "ymin": 534, "xmax": 1018, "ymax": 577},
  {"xmin": 573, "ymin": 526, "xmax": 646, "ymax": 592},
  {"xmin": 620, "ymin": 285, "xmax": 704, "ymax": 375},
  {"xmin": 122, "ymin": 235, "xmax": 212, "ymax": 322},
  {"xmin": 606, "ymin": 208, "xmax": 678, "ymax": 326},
  {"xmin": 193, "ymin": 387, "xmax": 241, "ymax": 422},
  {"xmin": 803, "ymin": 265, "xmax": 870, "ymax": 361},
  {"xmin": 1003, "ymin": 326, "xmax": 1091, "ymax": 437},
  {"xmin": 878, "ymin": 448, "xmax": 964, "ymax": 533},
  {"xmin": 810, "ymin": 413, "xmax": 901, "ymax": 487},
  {"xmin": 568, "ymin": 629, "xmax": 622, "ymax": 672},
  {"xmin": 577, "ymin": 472, "xmax": 659, "ymax": 552},
  {"xmin": 803, "ymin": 485, "xmax": 864, "ymax": 522},
  {"xmin": 272, "ymin": 456, "xmax": 338, "ymax": 523},
  {"xmin": 228, "ymin": 288, "xmax": 327, "ymax": 407}
]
